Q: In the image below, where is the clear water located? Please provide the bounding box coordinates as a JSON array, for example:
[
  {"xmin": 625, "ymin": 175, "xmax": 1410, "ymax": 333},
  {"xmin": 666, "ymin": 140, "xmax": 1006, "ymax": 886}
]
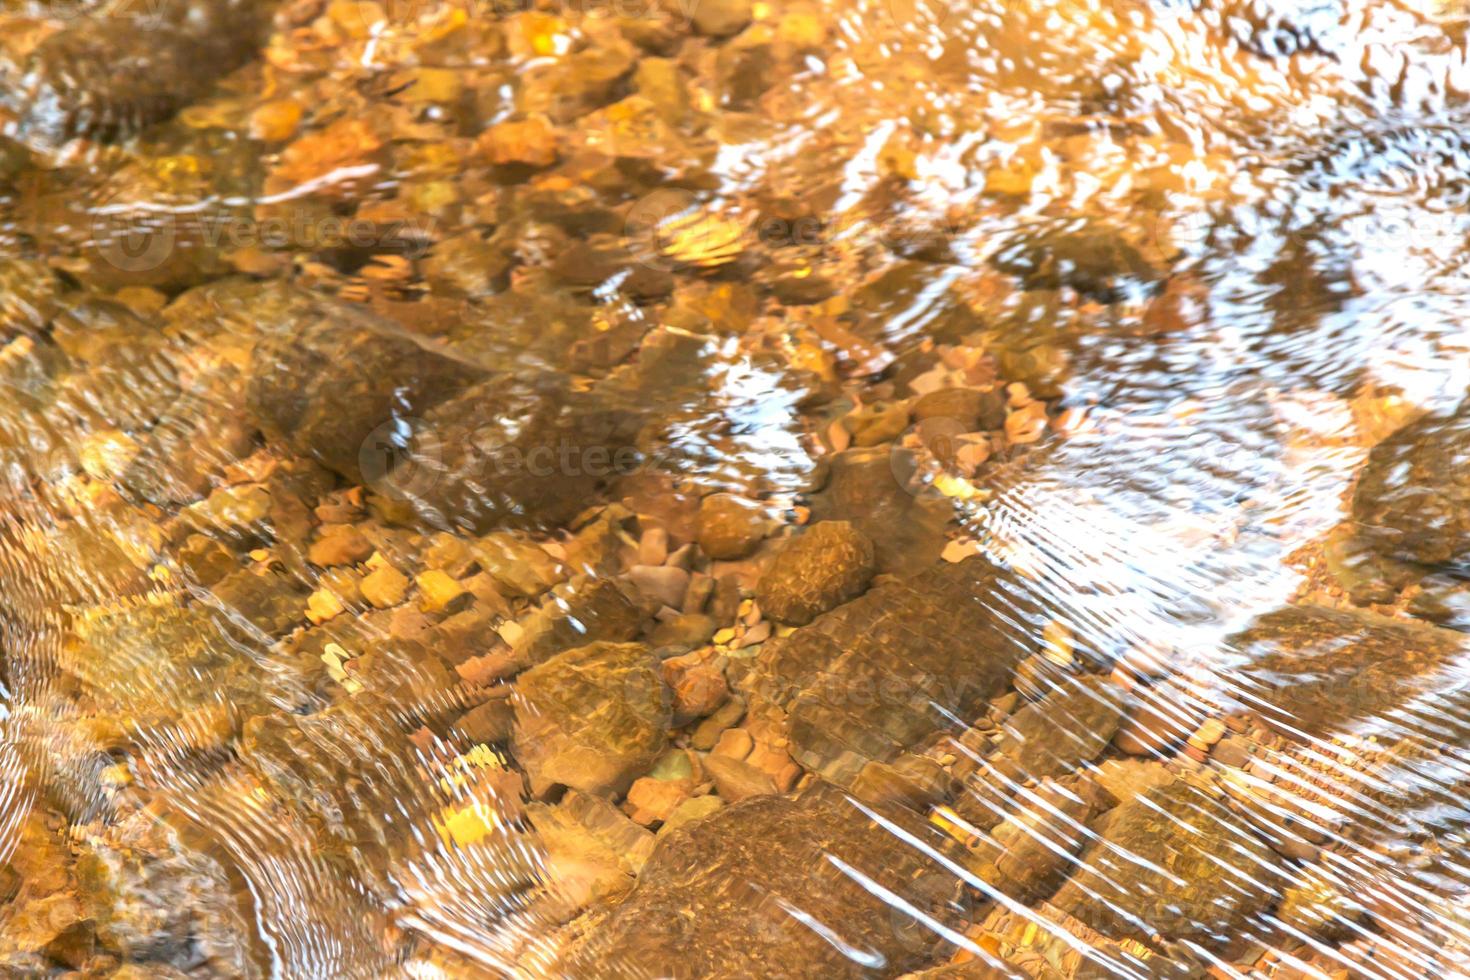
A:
[{"xmin": 2, "ymin": 0, "xmax": 1470, "ymax": 976}]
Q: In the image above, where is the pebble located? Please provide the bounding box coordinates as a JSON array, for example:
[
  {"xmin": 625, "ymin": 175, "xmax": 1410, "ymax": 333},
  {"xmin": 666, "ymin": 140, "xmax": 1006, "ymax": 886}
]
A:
[
  {"xmin": 658, "ymin": 795, "xmax": 724, "ymax": 836},
  {"xmin": 661, "ymin": 652, "xmax": 730, "ymax": 721},
  {"xmin": 1187, "ymin": 718, "xmax": 1227, "ymax": 752},
  {"xmin": 638, "ymin": 527, "xmax": 669, "ymax": 567},
  {"xmin": 755, "ymin": 521, "xmax": 876, "ymax": 625},
  {"xmin": 712, "ymin": 727, "xmax": 753, "ymax": 761},
  {"xmin": 691, "ymin": 0, "xmax": 753, "ymax": 37},
  {"xmin": 416, "ymin": 569, "xmax": 471, "ymax": 615},
  {"xmin": 360, "ymin": 562, "xmax": 411, "ymax": 609},
  {"xmin": 628, "ymin": 564, "xmax": 691, "ymax": 610},
  {"xmin": 683, "ymin": 572, "xmax": 714, "ymax": 614},
  {"xmin": 691, "ymin": 697, "xmax": 746, "ymax": 751},
  {"xmin": 624, "ymin": 777, "xmax": 693, "ymax": 826},
  {"xmin": 705, "ymin": 753, "xmax": 777, "ymax": 802},
  {"xmin": 911, "ymin": 386, "xmax": 1006, "ymax": 431},
  {"xmin": 697, "ymin": 494, "xmax": 767, "ymax": 560},
  {"xmin": 478, "ymin": 115, "xmax": 558, "ymax": 168},
  {"xmin": 842, "ymin": 401, "xmax": 909, "ymax": 447}
]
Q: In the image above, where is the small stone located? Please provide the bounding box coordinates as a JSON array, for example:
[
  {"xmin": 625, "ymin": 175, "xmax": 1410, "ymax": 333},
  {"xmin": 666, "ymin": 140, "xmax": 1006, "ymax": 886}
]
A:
[
  {"xmin": 911, "ymin": 387, "xmax": 1006, "ymax": 431},
  {"xmin": 478, "ymin": 115, "xmax": 558, "ymax": 169},
  {"xmin": 691, "ymin": 696, "xmax": 746, "ymax": 751},
  {"xmin": 662, "ymin": 652, "xmax": 730, "ymax": 721},
  {"xmin": 658, "ymin": 794, "xmax": 724, "ymax": 835},
  {"xmin": 1114, "ymin": 693, "xmax": 1202, "ymax": 757},
  {"xmin": 649, "ymin": 613, "xmax": 719, "ymax": 650},
  {"xmin": 712, "ymin": 727, "xmax": 753, "ymax": 761},
  {"xmin": 639, "ymin": 526, "xmax": 670, "ymax": 566},
  {"xmin": 513, "ymin": 642, "xmax": 670, "ymax": 797},
  {"xmin": 250, "ymin": 99, "xmax": 303, "ymax": 143},
  {"xmin": 705, "ymin": 753, "xmax": 777, "ymax": 802},
  {"xmin": 308, "ymin": 524, "xmax": 373, "ymax": 567},
  {"xmin": 628, "ymin": 564, "xmax": 691, "ymax": 610},
  {"xmin": 417, "ymin": 569, "xmax": 471, "ymax": 614},
  {"xmin": 360, "ymin": 561, "xmax": 411, "ymax": 609},
  {"xmin": 755, "ymin": 521, "xmax": 876, "ymax": 625},
  {"xmin": 625, "ymin": 777, "xmax": 693, "ymax": 826},
  {"xmin": 697, "ymin": 494, "xmax": 767, "ymax": 560},
  {"xmin": 1187, "ymin": 718, "xmax": 1227, "ymax": 752},
  {"xmin": 843, "ymin": 401, "xmax": 909, "ymax": 447},
  {"xmin": 683, "ymin": 572, "xmax": 714, "ymax": 613},
  {"xmin": 692, "ymin": 0, "xmax": 753, "ymax": 37}
]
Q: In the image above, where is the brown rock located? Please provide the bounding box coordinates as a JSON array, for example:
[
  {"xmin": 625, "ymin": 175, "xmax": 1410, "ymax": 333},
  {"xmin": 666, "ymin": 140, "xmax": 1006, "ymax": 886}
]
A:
[
  {"xmin": 755, "ymin": 521, "xmax": 876, "ymax": 626},
  {"xmin": 705, "ymin": 752, "xmax": 778, "ymax": 802},
  {"xmin": 697, "ymin": 493, "xmax": 768, "ymax": 560},
  {"xmin": 911, "ymin": 387, "xmax": 1006, "ymax": 431},
  {"xmin": 662, "ymin": 652, "xmax": 730, "ymax": 721},
  {"xmin": 513, "ymin": 642, "xmax": 670, "ymax": 797}
]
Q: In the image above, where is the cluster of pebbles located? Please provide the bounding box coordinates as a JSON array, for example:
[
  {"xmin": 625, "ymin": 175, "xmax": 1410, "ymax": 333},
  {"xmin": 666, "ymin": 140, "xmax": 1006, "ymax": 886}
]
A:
[{"xmin": 0, "ymin": 0, "xmax": 1469, "ymax": 978}]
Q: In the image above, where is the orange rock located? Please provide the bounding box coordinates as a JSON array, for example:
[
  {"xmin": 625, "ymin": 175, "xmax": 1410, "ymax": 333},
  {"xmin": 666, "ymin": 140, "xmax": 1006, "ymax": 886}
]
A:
[{"xmin": 477, "ymin": 115, "xmax": 558, "ymax": 168}]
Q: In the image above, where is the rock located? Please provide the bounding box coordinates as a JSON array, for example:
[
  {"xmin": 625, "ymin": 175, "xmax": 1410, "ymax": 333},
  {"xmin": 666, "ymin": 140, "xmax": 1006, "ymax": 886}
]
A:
[
  {"xmin": 965, "ymin": 778, "xmax": 1099, "ymax": 904},
  {"xmin": 1276, "ymin": 866, "xmax": 1363, "ymax": 941},
  {"xmin": 1350, "ymin": 396, "xmax": 1470, "ymax": 567},
  {"xmin": 627, "ymin": 563, "xmax": 691, "ymax": 610},
  {"xmin": 1113, "ymin": 686, "xmax": 1206, "ymax": 756},
  {"xmin": 755, "ymin": 521, "xmax": 877, "ymax": 625},
  {"xmin": 850, "ymin": 755, "xmax": 954, "ymax": 811},
  {"xmin": 638, "ymin": 527, "xmax": 670, "ymax": 566},
  {"xmin": 245, "ymin": 284, "xmax": 482, "ymax": 483},
  {"xmin": 513, "ymin": 642, "xmax": 670, "ymax": 797},
  {"xmin": 1049, "ymin": 776, "xmax": 1281, "ymax": 948},
  {"xmin": 359, "ymin": 562, "xmax": 411, "ymax": 610},
  {"xmin": 661, "ymin": 652, "xmax": 730, "ymax": 721},
  {"xmin": 474, "ymin": 533, "xmax": 564, "ymax": 598},
  {"xmin": 690, "ymin": 696, "xmax": 746, "ymax": 751},
  {"xmin": 0, "ymin": 0, "xmax": 273, "ymax": 148},
  {"xmin": 528, "ymin": 791, "xmax": 656, "ymax": 913},
  {"xmin": 477, "ymin": 115, "xmax": 559, "ymax": 169},
  {"xmin": 416, "ymin": 570, "xmax": 471, "ymax": 615},
  {"xmin": 697, "ymin": 493, "xmax": 767, "ymax": 559},
  {"xmin": 625, "ymin": 777, "xmax": 694, "ymax": 826},
  {"xmin": 809, "ymin": 448, "xmax": 952, "ymax": 576},
  {"xmin": 911, "ymin": 387, "xmax": 1007, "ymax": 432},
  {"xmin": 309, "ymin": 524, "xmax": 373, "ymax": 567},
  {"xmin": 704, "ymin": 753, "xmax": 777, "ymax": 802},
  {"xmin": 1222, "ymin": 603, "xmax": 1467, "ymax": 739},
  {"xmin": 843, "ymin": 401, "xmax": 910, "ymax": 447},
  {"xmin": 744, "ymin": 556, "xmax": 1044, "ymax": 787},
  {"xmin": 559, "ymin": 782, "xmax": 968, "ymax": 977},
  {"xmin": 648, "ymin": 612, "xmax": 718, "ymax": 650},
  {"xmin": 658, "ymin": 795, "xmax": 725, "ymax": 835},
  {"xmin": 989, "ymin": 218, "xmax": 1159, "ymax": 301},
  {"xmin": 510, "ymin": 577, "xmax": 645, "ymax": 671},
  {"xmin": 990, "ymin": 674, "xmax": 1124, "ymax": 780},
  {"xmin": 691, "ymin": 0, "xmax": 753, "ymax": 37}
]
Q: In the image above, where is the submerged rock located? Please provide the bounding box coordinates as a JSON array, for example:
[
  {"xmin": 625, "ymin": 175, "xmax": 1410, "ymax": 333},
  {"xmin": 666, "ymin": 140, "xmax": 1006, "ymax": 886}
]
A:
[
  {"xmin": 1350, "ymin": 399, "xmax": 1470, "ymax": 567},
  {"xmin": 755, "ymin": 520, "xmax": 876, "ymax": 626},
  {"xmin": 0, "ymin": 0, "xmax": 274, "ymax": 147},
  {"xmin": 1049, "ymin": 776, "xmax": 1281, "ymax": 949},
  {"xmin": 1223, "ymin": 603, "xmax": 1467, "ymax": 738},
  {"xmin": 745, "ymin": 556, "xmax": 1044, "ymax": 786},
  {"xmin": 245, "ymin": 285, "xmax": 483, "ymax": 484},
  {"xmin": 561, "ymin": 781, "xmax": 969, "ymax": 977},
  {"xmin": 513, "ymin": 642, "xmax": 670, "ymax": 797}
]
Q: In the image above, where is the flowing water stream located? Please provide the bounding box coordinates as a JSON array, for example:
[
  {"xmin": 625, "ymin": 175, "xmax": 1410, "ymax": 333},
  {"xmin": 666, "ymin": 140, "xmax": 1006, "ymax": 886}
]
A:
[{"xmin": 2, "ymin": 0, "xmax": 1470, "ymax": 976}]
